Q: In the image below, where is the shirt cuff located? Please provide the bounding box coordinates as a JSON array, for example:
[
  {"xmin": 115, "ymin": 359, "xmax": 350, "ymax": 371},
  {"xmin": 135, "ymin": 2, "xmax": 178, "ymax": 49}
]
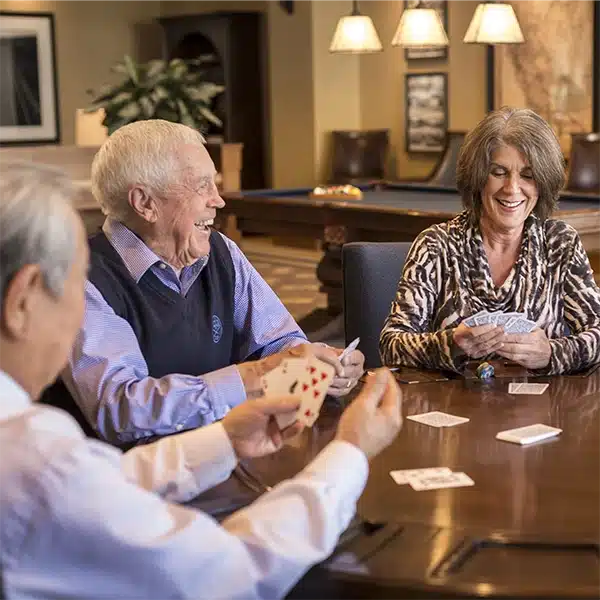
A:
[
  {"xmin": 203, "ymin": 365, "xmax": 247, "ymax": 418},
  {"xmin": 301, "ymin": 439, "xmax": 369, "ymax": 506},
  {"xmin": 178, "ymin": 422, "xmax": 238, "ymax": 492}
]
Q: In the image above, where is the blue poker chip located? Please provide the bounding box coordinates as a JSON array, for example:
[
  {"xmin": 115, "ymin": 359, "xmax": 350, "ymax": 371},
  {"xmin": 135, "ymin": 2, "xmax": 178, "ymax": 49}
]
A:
[{"xmin": 476, "ymin": 362, "xmax": 495, "ymax": 379}]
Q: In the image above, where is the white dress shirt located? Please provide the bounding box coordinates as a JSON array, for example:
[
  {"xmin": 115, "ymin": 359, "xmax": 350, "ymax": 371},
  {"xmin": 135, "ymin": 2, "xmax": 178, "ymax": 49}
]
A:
[{"xmin": 0, "ymin": 370, "xmax": 368, "ymax": 599}]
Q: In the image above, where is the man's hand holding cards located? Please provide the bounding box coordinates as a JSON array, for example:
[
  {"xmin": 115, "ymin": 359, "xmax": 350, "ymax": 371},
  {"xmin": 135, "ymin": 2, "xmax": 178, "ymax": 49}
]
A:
[{"xmin": 261, "ymin": 353, "xmax": 336, "ymax": 430}]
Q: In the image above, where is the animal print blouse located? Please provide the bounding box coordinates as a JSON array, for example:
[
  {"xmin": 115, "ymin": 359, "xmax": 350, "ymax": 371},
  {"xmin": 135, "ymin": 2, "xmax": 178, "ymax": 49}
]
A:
[{"xmin": 380, "ymin": 211, "xmax": 600, "ymax": 375}]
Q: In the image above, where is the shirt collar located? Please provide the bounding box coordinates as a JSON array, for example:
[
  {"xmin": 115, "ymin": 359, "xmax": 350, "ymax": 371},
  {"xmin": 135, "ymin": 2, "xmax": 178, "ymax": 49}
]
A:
[
  {"xmin": 102, "ymin": 218, "xmax": 210, "ymax": 284},
  {"xmin": 0, "ymin": 370, "xmax": 32, "ymax": 421},
  {"xmin": 102, "ymin": 218, "xmax": 173, "ymax": 283}
]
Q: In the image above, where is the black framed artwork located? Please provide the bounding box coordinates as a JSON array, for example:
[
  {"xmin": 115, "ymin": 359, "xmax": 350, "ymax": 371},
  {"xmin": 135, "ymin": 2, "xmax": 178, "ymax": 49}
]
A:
[
  {"xmin": 405, "ymin": 72, "xmax": 448, "ymax": 153},
  {"xmin": 486, "ymin": 0, "xmax": 598, "ymax": 142},
  {"xmin": 0, "ymin": 11, "xmax": 60, "ymax": 145},
  {"xmin": 404, "ymin": 0, "xmax": 448, "ymax": 61}
]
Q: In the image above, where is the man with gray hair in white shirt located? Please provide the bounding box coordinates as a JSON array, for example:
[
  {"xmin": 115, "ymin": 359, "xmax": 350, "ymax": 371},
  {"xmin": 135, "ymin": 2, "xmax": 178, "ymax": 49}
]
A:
[{"xmin": 0, "ymin": 161, "xmax": 402, "ymax": 599}]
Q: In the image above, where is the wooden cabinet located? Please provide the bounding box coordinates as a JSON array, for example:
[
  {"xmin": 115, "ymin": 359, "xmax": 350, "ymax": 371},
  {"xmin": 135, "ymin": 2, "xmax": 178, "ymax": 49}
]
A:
[{"xmin": 158, "ymin": 12, "xmax": 268, "ymax": 190}]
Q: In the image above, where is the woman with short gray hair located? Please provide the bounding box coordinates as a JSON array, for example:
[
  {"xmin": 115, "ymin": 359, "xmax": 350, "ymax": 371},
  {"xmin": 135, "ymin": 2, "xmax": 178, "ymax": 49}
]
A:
[{"xmin": 380, "ymin": 107, "xmax": 600, "ymax": 375}]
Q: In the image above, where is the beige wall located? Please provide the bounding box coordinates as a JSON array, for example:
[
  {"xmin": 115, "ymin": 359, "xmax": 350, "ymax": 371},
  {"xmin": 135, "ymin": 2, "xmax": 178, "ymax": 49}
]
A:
[
  {"xmin": 159, "ymin": 0, "xmax": 266, "ymax": 17},
  {"xmin": 0, "ymin": 0, "xmax": 161, "ymax": 145},
  {"xmin": 311, "ymin": 1, "xmax": 361, "ymax": 183},
  {"xmin": 266, "ymin": 0, "xmax": 315, "ymax": 188},
  {"xmin": 359, "ymin": 0, "xmax": 488, "ymax": 180},
  {"xmin": 0, "ymin": 0, "xmax": 489, "ymax": 185}
]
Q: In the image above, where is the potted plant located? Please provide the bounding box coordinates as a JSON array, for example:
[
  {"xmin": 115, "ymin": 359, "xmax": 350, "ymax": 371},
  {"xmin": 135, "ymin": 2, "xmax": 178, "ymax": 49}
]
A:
[{"xmin": 85, "ymin": 55, "xmax": 225, "ymax": 135}]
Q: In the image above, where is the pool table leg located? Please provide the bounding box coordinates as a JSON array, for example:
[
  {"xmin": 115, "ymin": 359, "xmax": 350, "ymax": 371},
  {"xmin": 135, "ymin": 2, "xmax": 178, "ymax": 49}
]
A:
[{"xmin": 316, "ymin": 225, "xmax": 350, "ymax": 316}]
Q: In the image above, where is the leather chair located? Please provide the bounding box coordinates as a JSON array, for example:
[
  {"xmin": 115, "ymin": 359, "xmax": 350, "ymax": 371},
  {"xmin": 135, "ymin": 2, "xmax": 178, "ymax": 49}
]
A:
[
  {"xmin": 342, "ymin": 242, "xmax": 412, "ymax": 369},
  {"xmin": 566, "ymin": 133, "xmax": 600, "ymax": 193},
  {"xmin": 427, "ymin": 131, "xmax": 466, "ymax": 187},
  {"xmin": 329, "ymin": 130, "xmax": 389, "ymax": 184}
]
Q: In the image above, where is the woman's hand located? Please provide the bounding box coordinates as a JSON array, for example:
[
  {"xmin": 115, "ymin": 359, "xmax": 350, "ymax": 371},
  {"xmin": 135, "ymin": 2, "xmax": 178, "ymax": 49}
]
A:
[
  {"xmin": 495, "ymin": 328, "xmax": 552, "ymax": 369},
  {"xmin": 453, "ymin": 322, "xmax": 505, "ymax": 359}
]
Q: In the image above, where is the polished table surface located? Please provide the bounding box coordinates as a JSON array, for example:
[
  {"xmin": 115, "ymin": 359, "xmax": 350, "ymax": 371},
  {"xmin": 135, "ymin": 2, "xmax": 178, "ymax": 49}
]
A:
[
  {"xmin": 190, "ymin": 365, "xmax": 600, "ymax": 598},
  {"xmin": 220, "ymin": 181, "xmax": 600, "ymax": 316}
]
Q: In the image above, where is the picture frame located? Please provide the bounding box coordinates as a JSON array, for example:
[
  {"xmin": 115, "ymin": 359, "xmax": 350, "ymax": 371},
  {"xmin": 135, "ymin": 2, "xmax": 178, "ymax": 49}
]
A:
[
  {"xmin": 0, "ymin": 11, "xmax": 60, "ymax": 146},
  {"xmin": 486, "ymin": 0, "xmax": 599, "ymax": 144},
  {"xmin": 405, "ymin": 72, "xmax": 448, "ymax": 153},
  {"xmin": 404, "ymin": 0, "xmax": 448, "ymax": 61}
]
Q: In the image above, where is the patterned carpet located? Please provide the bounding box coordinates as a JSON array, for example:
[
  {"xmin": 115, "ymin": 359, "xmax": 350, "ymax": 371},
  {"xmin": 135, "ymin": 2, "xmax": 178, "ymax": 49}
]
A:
[{"xmin": 241, "ymin": 237, "xmax": 327, "ymax": 323}]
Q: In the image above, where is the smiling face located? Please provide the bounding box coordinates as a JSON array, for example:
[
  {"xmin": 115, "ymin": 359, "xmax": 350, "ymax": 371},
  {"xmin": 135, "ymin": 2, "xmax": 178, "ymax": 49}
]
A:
[
  {"xmin": 480, "ymin": 144, "xmax": 539, "ymax": 234},
  {"xmin": 148, "ymin": 143, "xmax": 225, "ymax": 268}
]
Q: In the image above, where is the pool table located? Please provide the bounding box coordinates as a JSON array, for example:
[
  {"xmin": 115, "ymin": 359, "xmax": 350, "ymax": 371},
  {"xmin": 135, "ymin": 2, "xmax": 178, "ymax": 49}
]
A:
[{"xmin": 220, "ymin": 181, "xmax": 600, "ymax": 316}]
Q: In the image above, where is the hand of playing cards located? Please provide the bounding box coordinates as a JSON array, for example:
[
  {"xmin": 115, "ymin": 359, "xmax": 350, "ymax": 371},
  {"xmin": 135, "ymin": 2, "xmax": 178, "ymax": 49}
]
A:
[
  {"xmin": 464, "ymin": 310, "xmax": 536, "ymax": 334},
  {"xmin": 261, "ymin": 353, "xmax": 336, "ymax": 430}
]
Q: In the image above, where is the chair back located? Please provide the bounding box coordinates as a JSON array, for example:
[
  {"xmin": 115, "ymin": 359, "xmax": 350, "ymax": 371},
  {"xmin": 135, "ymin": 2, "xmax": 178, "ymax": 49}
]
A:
[
  {"xmin": 428, "ymin": 131, "xmax": 466, "ymax": 187},
  {"xmin": 330, "ymin": 130, "xmax": 389, "ymax": 184},
  {"xmin": 343, "ymin": 242, "xmax": 412, "ymax": 369},
  {"xmin": 566, "ymin": 133, "xmax": 600, "ymax": 193}
]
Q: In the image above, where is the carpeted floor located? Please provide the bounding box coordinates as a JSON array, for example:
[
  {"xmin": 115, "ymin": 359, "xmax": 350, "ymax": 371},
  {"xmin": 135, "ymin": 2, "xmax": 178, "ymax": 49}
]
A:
[{"xmin": 241, "ymin": 237, "xmax": 327, "ymax": 323}]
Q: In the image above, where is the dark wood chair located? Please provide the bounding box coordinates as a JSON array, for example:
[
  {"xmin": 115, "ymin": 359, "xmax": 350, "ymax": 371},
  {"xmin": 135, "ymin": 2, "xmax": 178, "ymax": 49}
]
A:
[
  {"xmin": 427, "ymin": 131, "xmax": 466, "ymax": 186},
  {"xmin": 342, "ymin": 241, "xmax": 412, "ymax": 369},
  {"xmin": 566, "ymin": 133, "xmax": 600, "ymax": 193},
  {"xmin": 329, "ymin": 130, "xmax": 389, "ymax": 184}
]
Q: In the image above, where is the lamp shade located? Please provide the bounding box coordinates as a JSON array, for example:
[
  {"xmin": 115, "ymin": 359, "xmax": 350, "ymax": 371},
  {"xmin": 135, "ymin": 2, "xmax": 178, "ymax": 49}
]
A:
[
  {"xmin": 391, "ymin": 8, "xmax": 449, "ymax": 48},
  {"xmin": 329, "ymin": 14, "xmax": 383, "ymax": 53},
  {"xmin": 463, "ymin": 3, "xmax": 524, "ymax": 44}
]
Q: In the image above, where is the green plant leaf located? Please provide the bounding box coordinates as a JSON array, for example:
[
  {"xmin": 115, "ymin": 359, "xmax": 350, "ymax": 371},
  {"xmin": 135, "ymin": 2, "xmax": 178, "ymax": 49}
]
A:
[{"xmin": 86, "ymin": 55, "xmax": 224, "ymax": 133}]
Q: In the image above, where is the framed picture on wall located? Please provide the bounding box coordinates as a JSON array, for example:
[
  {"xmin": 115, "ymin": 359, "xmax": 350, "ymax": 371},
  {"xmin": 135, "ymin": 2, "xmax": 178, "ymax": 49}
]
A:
[
  {"xmin": 487, "ymin": 0, "xmax": 599, "ymax": 151},
  {"xmin": 0, "ymin": 12, "xmax": 60, "ymax": 146},
  {"xmin": 405, "ymin": 72, "xmax": 448, "ymax": 153},
  {"xmin": 404, "ymin": 0, "xmax": 448, "ymax": 60}
]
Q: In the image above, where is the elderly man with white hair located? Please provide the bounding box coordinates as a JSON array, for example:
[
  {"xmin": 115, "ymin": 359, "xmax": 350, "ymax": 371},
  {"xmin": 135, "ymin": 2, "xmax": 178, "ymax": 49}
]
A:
[
  {"xmin": 0, "ymin": 161, "xmax": 402, "ymax": 599},
  {"xmin": 45, "ymin": 119, "xmax": 365, "ymax": 447}
]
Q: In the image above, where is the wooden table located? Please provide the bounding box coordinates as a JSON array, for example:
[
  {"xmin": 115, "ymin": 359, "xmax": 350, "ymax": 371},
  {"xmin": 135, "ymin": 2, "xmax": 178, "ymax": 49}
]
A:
[{"xmin": 189, "ymin": 367, "xmax": 600, "ymax": 598}]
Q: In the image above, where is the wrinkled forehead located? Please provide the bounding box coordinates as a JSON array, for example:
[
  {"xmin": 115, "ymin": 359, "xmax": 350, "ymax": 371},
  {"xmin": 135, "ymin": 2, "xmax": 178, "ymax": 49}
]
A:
[{"xmin": 173, "ymin": 143, "xmax": 217, "ymax": 182}]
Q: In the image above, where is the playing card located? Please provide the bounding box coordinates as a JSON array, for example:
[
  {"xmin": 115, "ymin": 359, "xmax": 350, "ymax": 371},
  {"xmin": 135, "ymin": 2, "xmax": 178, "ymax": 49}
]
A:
[
  {"xmin": 407, "ymin": 471, "xmax": 475, "ymax": 491},
  {"xmin": 294, "ymin": 355, "xmax": 336, "ymax": 427},
  {"xmin": 406, "ymin": 411, "xmax": 469, "ymax": 427},
  {"xmin": 496, "ymin": 423, "xmax": 562, "ymax": 445},
  {"xmin": 495, "ymin": 312, "xmax": 523, "ymax": 327},
  {"xmin": 339, "ymin": 337, "xmax": 360, "ymax": 362},
  {"xmin": 488, "ymin": 311, "xmax": 503, "ymax": 325},
  {"xmin": 504, "ymin": 317, "xmax": 536, "ymax": 334},
  {"xmin": 261, "ymin": 357, "xmax": 310, "ymax": 430},
  {"xmin": 474, "ymin": 312, "xmax": 492, "ymax": 326},
  {"xmin": 463, "ymin": 310, "xmax": 488, "ymax": 327},
  {"xmin": 508, "ymin": 382, "xmax": 549, "ymax": 395},
  {"xmin": 390, "ymin": 467, "xmax": 452, "ymax": 485}
]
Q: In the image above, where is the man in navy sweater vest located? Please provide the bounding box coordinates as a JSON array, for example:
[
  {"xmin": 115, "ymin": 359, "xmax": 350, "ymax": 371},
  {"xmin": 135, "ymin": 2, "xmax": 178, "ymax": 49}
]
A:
[{"xmin": 44, "ymin": 120, "xmax": 364, "ymax": 447}]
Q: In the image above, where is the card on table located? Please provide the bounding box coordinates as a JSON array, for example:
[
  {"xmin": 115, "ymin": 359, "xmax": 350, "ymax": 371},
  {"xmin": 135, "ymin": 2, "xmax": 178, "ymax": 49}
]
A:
[
  {"xmin": 390, "ymin": 467, "xmax": 451, "ymax": 485},
  {"xmin": 406, "ymin": 471, "xmax": 475, "ymax": 491},
  {"xmin": 407, "ymin": 411, "xmax": 469, "ymax": 427},
  {"xmin": 508, "ymin": 382, "xmax": 549, "ymax": 395},
  {"xmin": 495, "ymin": 423, "xmax": 562, "ymax": 445}
]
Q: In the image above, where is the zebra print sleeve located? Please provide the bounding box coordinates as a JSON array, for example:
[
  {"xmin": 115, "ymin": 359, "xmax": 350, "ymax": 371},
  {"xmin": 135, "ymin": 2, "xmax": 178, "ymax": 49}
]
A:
[
  {"xmin": 379, "ymin": 227, "xmax": 467, "ymax": 372},
  {"xmin": 542, "ymin": 229, "xmax": 600, "ymax": 374}
]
